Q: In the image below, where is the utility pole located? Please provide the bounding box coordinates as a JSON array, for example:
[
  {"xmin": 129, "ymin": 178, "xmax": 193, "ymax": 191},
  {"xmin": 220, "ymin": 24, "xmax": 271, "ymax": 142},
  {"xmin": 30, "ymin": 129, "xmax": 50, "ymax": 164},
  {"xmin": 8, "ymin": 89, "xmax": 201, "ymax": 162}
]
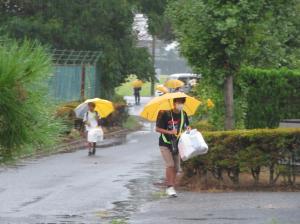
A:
[{"xmin": 151, "ymin": 35, "xmax": 156, "ymax": 96}]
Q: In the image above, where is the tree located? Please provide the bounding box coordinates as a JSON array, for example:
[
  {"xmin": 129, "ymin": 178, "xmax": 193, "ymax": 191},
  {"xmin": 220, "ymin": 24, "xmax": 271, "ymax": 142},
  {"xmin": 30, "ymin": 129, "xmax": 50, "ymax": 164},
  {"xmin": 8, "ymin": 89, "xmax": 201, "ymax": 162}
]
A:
[
  {"xmin": 167, "ymin": 0, "xmax": 299, "ymax": 129},
  {"xmin": 132, "ymin": 0, "xmax": 173, "ymax": 41},
  {"xmin": 131, "ymin": 0, "xmax": 174, "ymax": 95},
  {"xmin": 0, "ymin": 0, "xmax": 155, "ymax": 98}
]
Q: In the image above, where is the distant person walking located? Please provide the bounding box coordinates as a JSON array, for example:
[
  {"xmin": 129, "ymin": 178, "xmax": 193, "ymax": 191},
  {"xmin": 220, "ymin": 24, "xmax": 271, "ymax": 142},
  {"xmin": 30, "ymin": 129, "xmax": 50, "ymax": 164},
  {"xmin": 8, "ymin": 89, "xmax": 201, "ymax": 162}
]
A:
[
  {"xmin": 133, "ymin": 87, "xmax": 141, "ymax": 105},
  {"xmin": 83, "ymin": 102, "xmax": 103, "ymax": 156}
]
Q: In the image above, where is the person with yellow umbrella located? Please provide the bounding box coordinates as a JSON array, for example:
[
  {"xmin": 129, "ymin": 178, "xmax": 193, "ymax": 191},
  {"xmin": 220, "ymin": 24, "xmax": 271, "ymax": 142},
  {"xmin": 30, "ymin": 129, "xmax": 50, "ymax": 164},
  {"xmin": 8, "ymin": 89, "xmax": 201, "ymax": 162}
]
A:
[
  {"xmin": 75, "ymin": 98, "xmax": 114, "ymax": 156},
  {"xmin": 132, "ymin": 79, "xmax": 143, "ymax": 105},
  {"xmin": 156, "ymin": 84, "xmax": 169, "ymax": 96},
  {"xmin": 141, "ymin": 92, "xmax": 201, "ymax": 197},
  {"xmin": 165, "ymin": 79, "xmax": 185, "ymax": 92}
]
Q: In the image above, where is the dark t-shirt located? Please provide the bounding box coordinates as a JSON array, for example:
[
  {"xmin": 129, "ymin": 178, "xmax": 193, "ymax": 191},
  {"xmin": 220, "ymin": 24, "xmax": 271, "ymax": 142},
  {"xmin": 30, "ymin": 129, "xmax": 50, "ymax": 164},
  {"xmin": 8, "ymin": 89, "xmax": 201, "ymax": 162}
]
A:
[
  {"xmin": 156, "ymin": 110, "xmax": 189, "ymax": 149},
  {"xmin": 133, "ymin": 87, "xmax": 141, "ymax": 95}
]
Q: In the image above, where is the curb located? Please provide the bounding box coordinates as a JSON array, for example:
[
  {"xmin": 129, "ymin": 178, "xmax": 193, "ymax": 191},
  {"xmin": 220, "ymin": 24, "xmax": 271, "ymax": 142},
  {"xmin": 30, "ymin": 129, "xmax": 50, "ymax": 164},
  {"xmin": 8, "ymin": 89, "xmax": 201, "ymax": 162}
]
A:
[{"xmin": 55, "ymin": 129, "xmax": 129, "ymax": 153}]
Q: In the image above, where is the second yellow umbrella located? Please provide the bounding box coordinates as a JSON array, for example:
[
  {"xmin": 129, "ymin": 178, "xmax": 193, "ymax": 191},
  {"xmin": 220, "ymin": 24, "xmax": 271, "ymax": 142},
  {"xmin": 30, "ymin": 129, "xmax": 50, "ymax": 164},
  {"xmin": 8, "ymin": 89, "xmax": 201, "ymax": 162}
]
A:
[
  {"xmin": 156, "ymin": 84, "xmax": 169, "ymax": 94},
  {"xmin": 165, "ymin": 79, "xmax": 184, "ymax": 89},
  {"xmin": 140, "ymin": 92, "xmax": 201, "ymax": 122}
]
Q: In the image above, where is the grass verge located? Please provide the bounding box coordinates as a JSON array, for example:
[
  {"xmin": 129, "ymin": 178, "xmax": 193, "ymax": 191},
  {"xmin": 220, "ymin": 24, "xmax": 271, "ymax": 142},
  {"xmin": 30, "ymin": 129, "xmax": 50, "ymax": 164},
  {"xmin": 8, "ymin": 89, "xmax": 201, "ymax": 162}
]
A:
[
  {"xmin": 115, "ymin": 75, "xmax": 168, "ymax": 97},
  {"xmin": 122, "ymin": 116, "xmax": 142, "ymax": 131}
]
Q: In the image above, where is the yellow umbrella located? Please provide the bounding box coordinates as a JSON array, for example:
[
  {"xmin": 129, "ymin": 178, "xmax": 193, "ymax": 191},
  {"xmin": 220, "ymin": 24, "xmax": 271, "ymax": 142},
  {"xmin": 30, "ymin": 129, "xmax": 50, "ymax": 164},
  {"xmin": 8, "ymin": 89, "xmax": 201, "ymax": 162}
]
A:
[
  {"xmin": 165, "ymin": 79, "xmax": 184, "ymax": 89},
  {"xmin": 156, "ymin": 84, "xmax": 169, "ymax": 94},
  {"xmin": 140, "ymin": 92, "xmax": 201, "ymax": 121},
  {"xmin": 132, "ymin": 79, "xmax": 143, "ymax": 88},
  {"xmin": 74, "ymin": 98, "xmax": 114, "ymax": 118}
]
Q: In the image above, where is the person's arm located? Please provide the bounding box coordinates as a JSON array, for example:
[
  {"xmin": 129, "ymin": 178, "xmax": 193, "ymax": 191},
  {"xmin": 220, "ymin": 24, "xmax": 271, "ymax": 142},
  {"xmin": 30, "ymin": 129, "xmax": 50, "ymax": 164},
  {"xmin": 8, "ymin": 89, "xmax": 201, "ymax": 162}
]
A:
[
  {"xmin": 156, "ymin": 127, "xmax": 177, "ymax": 135},
  {"xmin": 83, "ymin": 112, "xmax": 87, "ymax": 123},
  {"xmin": 185, "ymin": 112, "xmax": 192, "ymax": 131},
  {"xmin": 83, "ymin": 112, "xmax": 90, "ymax": 126},
  {"xmin": 96, "ymin": 112, "xmax": 101, "ymax": 126}
]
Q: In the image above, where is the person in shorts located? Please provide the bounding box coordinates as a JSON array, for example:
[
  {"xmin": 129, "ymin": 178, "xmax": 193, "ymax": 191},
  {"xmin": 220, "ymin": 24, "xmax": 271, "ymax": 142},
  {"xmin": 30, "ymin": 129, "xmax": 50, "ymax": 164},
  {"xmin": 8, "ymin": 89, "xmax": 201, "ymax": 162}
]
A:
[
  {"xmin": 83, "ymin": 102, "xmax": 103, "ymax": 156},
  {"xmin": 156, "ymin": 97, "xmax": 191, "ymax": 197}
]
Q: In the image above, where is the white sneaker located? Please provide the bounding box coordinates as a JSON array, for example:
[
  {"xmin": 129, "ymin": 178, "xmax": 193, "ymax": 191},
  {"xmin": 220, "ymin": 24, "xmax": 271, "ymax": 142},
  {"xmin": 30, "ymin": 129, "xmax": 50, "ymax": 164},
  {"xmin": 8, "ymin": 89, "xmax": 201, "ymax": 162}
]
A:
[{"xmin": 166, "ymin": 187, "xmax": 177, "ymax": 197}]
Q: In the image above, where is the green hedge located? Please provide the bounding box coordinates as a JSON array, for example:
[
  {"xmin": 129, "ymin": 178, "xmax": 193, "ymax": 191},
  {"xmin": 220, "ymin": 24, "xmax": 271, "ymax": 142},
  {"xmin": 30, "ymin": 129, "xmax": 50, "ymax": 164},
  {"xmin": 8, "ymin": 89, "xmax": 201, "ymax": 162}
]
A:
[
  {"xmin": 240, "ymin": 68, "xmax": 300, "ymax": 128},
  {"xmin": 183, "ymin": 128, "xmax": 300, "ymax": 187}
]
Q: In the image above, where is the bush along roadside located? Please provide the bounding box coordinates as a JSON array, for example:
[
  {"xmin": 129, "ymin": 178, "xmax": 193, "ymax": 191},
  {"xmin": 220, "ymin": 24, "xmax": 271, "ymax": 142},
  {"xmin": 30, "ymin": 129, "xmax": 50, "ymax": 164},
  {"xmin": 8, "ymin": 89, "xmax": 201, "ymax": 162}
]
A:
[{"xmin": 182, "ymin": 128, "xmax": 300, "ymax": 190}]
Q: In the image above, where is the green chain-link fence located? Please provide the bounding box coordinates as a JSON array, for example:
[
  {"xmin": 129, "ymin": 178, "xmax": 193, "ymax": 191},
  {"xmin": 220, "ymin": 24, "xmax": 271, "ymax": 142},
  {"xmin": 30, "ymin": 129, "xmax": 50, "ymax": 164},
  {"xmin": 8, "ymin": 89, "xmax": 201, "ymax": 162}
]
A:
[{"xmin": 49, "ymin": 65, "xmax": 96, "ymax": 102}]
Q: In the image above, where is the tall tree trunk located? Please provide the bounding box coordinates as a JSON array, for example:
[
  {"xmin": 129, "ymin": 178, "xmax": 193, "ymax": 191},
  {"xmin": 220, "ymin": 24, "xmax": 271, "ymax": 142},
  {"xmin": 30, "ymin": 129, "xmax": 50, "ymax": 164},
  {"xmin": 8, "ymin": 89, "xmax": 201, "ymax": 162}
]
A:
[
  {"xmin": 224, "ymin": 75, "xmax": 234, "ymax": 130},
  {"xmin": 151, "ymin": 35, "xmax": 156, "ymax": 96}
]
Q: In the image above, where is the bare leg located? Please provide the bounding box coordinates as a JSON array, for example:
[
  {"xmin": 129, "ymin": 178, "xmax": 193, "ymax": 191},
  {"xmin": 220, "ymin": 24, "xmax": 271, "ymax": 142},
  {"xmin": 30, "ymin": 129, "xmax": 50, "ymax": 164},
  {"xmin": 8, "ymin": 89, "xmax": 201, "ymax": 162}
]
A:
[
  {"xmin": 88, "ymin": 142, "xmax": 92, "ymax": 156},
  {"xmin": 166, "ymin": 167, "xmax": 176, "ymax": 186},
  {"xmin": 92, "ymin": 142, "xmax": 96, "ymax": 155}
]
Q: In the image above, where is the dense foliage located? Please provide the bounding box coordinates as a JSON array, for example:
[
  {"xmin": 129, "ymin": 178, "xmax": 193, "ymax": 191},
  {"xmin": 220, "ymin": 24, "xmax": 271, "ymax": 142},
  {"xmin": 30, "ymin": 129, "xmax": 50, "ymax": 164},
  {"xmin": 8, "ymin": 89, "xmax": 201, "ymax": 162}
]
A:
[
  {"xmin": 192, "ymin": 68, "xmax": 300, "ymax": 130},
  {"xmin": 241, "ymin": 68, "xmax": 300, "ymax": 128},
  {"xmin": 183, "ymin": 128, "xmax": 300, "ymax": 187},
  {"xmin": 0, "ymin": 0, "xmax": 155, "ymax": 98},
  {"xmin": 192, "ymin": 77, "xmax": 247, "ymax": 130},
  {"xmin": 167, "ymin": 0, "xmax": 300, "ymax": 129},
  {"xmin": 0, "ymin": 40, "xmax": 64, "ymax": 160}
]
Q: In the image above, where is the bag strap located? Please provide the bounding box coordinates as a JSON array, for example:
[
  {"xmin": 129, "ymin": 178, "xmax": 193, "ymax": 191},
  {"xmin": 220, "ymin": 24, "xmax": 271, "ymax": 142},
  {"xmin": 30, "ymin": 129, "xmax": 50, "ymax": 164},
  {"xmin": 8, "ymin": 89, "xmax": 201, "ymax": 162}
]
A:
[{"xmin": 177, "ymin": 111, "xmax": 185, "ymax": 138}]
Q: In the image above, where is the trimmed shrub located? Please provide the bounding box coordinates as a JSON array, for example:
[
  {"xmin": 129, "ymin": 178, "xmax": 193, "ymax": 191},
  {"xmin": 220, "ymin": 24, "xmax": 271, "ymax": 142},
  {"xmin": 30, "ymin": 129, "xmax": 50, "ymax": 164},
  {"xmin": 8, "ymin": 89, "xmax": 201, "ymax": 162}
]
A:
[
  {"xmin": 183, "ymin": 128, "xmax": 300, "ymax": 188},
  {"xmin": 240, "ymin": 68, "xmax": 300, "ymax": 128}
]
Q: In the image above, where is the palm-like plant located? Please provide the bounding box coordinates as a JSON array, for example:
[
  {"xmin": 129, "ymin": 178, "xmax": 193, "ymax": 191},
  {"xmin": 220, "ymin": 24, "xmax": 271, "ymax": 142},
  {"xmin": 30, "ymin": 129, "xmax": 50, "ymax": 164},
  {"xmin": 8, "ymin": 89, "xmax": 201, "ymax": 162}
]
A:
[{"xmin": 0, "ymin": 39, "xmax": 64, "ymax": 159}]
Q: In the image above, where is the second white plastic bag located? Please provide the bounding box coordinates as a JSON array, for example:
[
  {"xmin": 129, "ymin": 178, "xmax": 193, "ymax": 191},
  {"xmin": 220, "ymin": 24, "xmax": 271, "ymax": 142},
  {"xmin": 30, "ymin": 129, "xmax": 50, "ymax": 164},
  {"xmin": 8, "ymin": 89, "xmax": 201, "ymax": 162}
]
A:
[{"xmin": 178, "ymin": 129, "xmax": 208, "ymax": 161}]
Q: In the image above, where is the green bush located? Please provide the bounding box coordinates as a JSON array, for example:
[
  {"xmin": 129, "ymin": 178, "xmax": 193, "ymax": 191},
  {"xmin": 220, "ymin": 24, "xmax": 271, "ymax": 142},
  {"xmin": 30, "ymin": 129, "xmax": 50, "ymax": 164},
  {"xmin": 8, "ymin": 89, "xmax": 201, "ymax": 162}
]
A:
[
  {"xmin": 191, "ymin": 78, "xmax": 246, "ymax": 130},
  {"xmin": 0, "ymin": 39, "xmax": 64, "ymax": 161},
  {"xmin": 183, "ymin": 128, "xmax": 300, "ymax": 187},
  {"xmin": 56, "ymin": 101, "xmax": 81, "ymax": 133},
  {"xmin": 240, "ymin": 68, "xmax": 300, "ymax": 128}
]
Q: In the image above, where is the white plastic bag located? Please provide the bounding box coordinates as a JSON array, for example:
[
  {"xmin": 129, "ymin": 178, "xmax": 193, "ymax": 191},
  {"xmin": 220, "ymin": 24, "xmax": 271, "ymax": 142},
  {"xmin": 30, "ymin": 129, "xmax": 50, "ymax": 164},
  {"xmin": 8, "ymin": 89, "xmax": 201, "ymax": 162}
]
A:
[
  {"xmin": 87, "ymin": 127, "xmax": 104, "ymax": 143},
  {"xmin": 178, "ymin": 129, "xmax": 208, "ymax": 161}
]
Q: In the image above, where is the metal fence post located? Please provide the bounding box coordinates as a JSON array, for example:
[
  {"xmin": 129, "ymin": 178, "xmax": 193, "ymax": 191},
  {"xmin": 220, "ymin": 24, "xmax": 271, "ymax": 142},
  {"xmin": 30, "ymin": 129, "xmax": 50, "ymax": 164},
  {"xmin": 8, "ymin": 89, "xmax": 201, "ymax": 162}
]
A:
[{"xmin": 81, "ymin": 64, "xmax": 86, "ymax": 101}]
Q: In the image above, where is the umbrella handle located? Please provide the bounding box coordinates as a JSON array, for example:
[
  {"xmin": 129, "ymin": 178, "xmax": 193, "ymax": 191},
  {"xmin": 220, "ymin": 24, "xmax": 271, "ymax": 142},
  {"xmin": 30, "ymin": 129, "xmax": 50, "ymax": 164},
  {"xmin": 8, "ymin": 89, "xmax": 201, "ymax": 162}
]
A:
[{"xmin": 168, "ymin": 99, "xmax": 175, "ymax": 130}]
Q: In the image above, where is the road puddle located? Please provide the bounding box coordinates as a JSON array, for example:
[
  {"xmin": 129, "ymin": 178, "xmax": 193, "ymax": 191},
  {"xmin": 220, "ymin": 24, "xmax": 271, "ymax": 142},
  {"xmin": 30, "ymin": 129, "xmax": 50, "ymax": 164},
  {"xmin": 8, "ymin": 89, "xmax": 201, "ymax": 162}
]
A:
[{"xmin": 102, "ymin": 158, "xmax": 165, "ymax": 223}]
